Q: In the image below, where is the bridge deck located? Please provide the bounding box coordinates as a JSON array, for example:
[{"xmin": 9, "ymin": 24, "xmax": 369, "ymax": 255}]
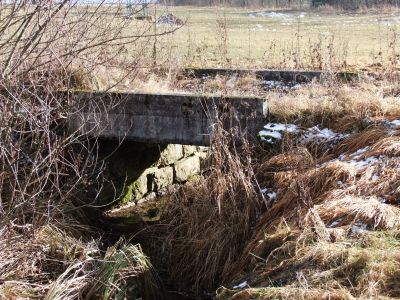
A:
[{"xmin": 68, "ymin": 91, "xmax": 266, "ymax": 146}]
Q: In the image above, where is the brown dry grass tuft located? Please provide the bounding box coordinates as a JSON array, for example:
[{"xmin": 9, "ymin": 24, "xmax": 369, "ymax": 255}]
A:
[
  {"xmin": 256, "ymin": 160, "xmax": 356, "ymax": 228},
  {"xmin": 316, "ymin": 196, "xmax": 400, "ymax": 230},
  {"xmin": 0, "ymin": 225, "xmax": 98, "ymax": 299},
  {"xmin": 330, "ymin": 129, "xmax": 387, "ymax": 157}
]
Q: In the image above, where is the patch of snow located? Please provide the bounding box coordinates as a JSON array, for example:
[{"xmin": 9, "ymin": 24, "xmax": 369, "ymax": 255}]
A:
[
  {"xmin": 351, "ymin": 222, "xmax": 368, "ymax": 234},
  {"xmin": 305, "ymin": 127, "xmax": 337, "ymax": 140},
  {"xmin": 388, "ymin": 119, "xmax": 400, "ymax": 128},
  {"xmin": 262, "ymin": 80, "xmax": 302, "ymax": 90},
  {"xmin": 338, "ymin": 146, "xmax": 387, "ymax": 170},
  {"xmin": 258, "ymin": 11, "xmax": 289, "ymax": 19},
  {"xmin": 267, "ymin": 191, "xmax": 277, "ymax": 201},
  {"xmin": 300, "ymin": 126, "xmax": 349, "ymax": 145},
  {"xmin": 259, "ymin": 130, "xmax": 282, "ymax": 140},
  {"xmin": 259, "ymin": 123, "xmax": 300, "ymax": 144},
  {"xmin": 348, "ymin": 156, "xmax": 380, "ymax": 169},
  {"xmin": 328, "ymin": 218, "xmax": 343, "ymax": 228},
  {"xmin": 350, "ymin": 146, "xmax": 370, "ymax": 159},
  {"xmin": 371, "ymin": 173, "xmax": 379, "ymax": 181},
  {"xmin": 42, "ymin": 244, "xmax": 51, "ymax": 252},
  {"xmin": 261, "ymin": 188, "xmax": 277, "ymax": 205},
  {"xmin": 259, "ymin": 123, "xmax": 350, "ymax": 147},
  {"xmin": 233, "ymin": 281, "xmax": 248, "ymax": 289}
]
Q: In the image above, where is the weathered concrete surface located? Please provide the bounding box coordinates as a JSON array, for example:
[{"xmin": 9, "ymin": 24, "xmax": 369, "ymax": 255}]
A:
[
  {"xmin": 184, "ymin": 68, "xmax": 358, "ymax": 83},
  {"xmin": 68, "ymin": 91, "xmax": 265, "ymax": 146}
]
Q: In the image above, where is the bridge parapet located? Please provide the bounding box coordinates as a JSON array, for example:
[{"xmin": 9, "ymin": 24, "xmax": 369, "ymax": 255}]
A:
[{"xmin": 68, "ymin": 91, "xmax": 266, "ymax": 146}]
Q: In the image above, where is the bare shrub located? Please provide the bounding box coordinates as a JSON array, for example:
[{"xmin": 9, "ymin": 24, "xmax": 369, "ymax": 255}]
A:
[{"xmin": 0, "ymin": 1, "xmax": 179, "ymax": 298}]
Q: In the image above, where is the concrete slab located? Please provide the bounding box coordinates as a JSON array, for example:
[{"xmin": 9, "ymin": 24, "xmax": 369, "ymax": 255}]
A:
[{"xmin": 68, "ymin": 91, "xmax": 265, "ymax": 146}]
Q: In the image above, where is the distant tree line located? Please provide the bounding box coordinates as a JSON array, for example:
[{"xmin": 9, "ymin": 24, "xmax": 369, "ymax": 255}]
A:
[{"xmin": 164, "ymin": 0, "xmax": 400, "ymax": 9}]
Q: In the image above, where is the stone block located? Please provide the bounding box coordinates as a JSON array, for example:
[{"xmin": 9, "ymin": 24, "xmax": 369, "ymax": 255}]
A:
[
  {"xmin": 174, "ymin": 155, "xmax": 201, "ymax": 183},
  {"xmin": 195, "ymin": 148, "xmax": 209, "ymax": 169},
  {"xmin": 158, "ymin": 144, "xmax": 184, "ymax": 166},
  {"xmin": 196, "ymin": 146, "xmax": 209, "ymax": 153},
  {"xmin": 150, "ymin": 167, "xmax": 174, "ymax": 191},
  {"xmin": 183, "ymin": 145, "xmax": 197, "ymax": 157},
  {"xmin": 121, "ymin": 167, "xmax": 158, "ymax": 204}
]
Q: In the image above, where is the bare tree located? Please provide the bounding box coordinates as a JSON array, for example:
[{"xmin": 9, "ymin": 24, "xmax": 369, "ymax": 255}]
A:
[{"xmin": 0, "ymin": 1, "xmax": 178, "ymax": 298}]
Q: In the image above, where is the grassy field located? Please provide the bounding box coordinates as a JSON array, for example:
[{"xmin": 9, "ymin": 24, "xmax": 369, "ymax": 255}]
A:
[{"xmin": 148, "ymin": 6, "xmax": 400, "ymax": 70}]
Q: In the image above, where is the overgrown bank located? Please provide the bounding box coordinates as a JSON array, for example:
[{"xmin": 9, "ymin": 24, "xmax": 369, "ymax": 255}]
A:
[
  {"xmin": 135, "ymin": 87, "xmax": 400, "ymax": 299},
  {"xmin": 85, "ymin": 74, "xmax": 400, "ymax": 299},
  {"xmin": 1, "ymin": 1, "xmax": 400, "ymax": 298}
]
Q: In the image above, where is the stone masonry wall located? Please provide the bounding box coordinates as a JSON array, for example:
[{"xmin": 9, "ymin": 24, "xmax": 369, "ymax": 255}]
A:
[{"xmin": 118, "ymin": 144, "xmax": 208, "ymax": 206}]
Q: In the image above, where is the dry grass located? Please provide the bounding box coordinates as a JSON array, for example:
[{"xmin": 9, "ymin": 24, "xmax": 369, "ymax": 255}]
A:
[
  {"xmin": 0, "ymin": 225, "xmax": 97, "ymax": 299},
  {"xmin": 116, "ymin": 70, "xmax": 400, "ymax": 299},
  {"xmin": 316, "ymin": 196, "xmax": 400, "ymax": 230},
  {"xmin": 142, "ymin": 123, "xmax": 261, "ymax": 295},
  {"xmin": 2, "ymin": 3, "xmax": 400, "ymax": 299},
  {"xmin": 150, "ymin": 6, "xmax": 400, "ymax": 70},
  {"xmin": 214, "ymin": 117, "xmax": 400, "ymax": 299},
  {"xmin": 0, "ymin": 225, "xmax": 160, "ymax": 300},
  {"xmin": 0, "ymin": 2, "xmax": 165, "ymax": 299}
]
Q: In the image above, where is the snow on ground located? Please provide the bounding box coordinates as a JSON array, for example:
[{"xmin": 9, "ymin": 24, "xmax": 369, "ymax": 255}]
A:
[
  {"xmin": 258, "ymin": 130, "xmax": 283, "ymax": 143},
  {"xmin": 387, "ymin": 119, "xmax": 400, "ymax": 128},
  {"xmin": 262, "ymin": 80, "xmax": 303, "ymax": 90},
  {"xmin": 233, "ymin": 281, "xmax": 248, "ymax": 289},
  {"xmin": 267, "ymin": 191, "xmax": 277, "ymax": 201},
  {"xmin": 259, "ymin": 120, "xmax": 399, "ymax": 173},
  {"xmin": 249, "ymin": 11, "xmax": 307, "ymax": 20},
  {"xmin": 328, "ymin": 218, "xmax": 343, "ymax": 228},
  {"xmin": 259, "ymin": 123, "xmax": 348, "ymax": 145},
  {"xmin": 259, "ymin": 123, "xmax": 299, "ymax": 143},
  {"xmin": 351, "ymin": 222, "xmax": 368, "ymax": 234},
  {"xmin": 250, "ymin": 12, "xmax": 292, "ymax": 19},
  {"xmin": 264, "ymin": 123, "xmax": 299, "ymax": 133},
  {"xmin": 300, "ymin": 126, "xmax": 349, "ymax": 144},
  {"xmin": 348, "ymin": 156, "xmax": 382, "ymax": 169}
]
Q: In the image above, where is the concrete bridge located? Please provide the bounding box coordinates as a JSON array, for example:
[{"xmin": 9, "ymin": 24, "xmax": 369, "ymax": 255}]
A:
[
  {"xmin": 68, "ymin": 91, "xmax": 266, "ymax": 146},
  {"xmin": 68, "ymin": 69, "xmax": 355, "ymax": 146}
]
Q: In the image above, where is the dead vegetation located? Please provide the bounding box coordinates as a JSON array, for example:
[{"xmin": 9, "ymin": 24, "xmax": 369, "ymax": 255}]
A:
[
  {"xmin": 1, "ymin": 2, "xmax": 400, "ymax": 300},
  {"xmin": 130, "ymin": 78, "xmax": 400, "ymax": 299},
  {"xmin": 142, "ymin": 123, "xmax": 261, "ymax": 295},
  {"xmin": 212, "ymin": 117, "xmax": 400, "ymax": 299},
  {"xmin": 0, "ymin": 1, "xmax": 166, "ymax": 299}
]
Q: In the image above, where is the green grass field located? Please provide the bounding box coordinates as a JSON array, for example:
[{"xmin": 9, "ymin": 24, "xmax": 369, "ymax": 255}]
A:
[{"xmin": 148, "ymin": 6, "xmax": 400, "ymax": 70}]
